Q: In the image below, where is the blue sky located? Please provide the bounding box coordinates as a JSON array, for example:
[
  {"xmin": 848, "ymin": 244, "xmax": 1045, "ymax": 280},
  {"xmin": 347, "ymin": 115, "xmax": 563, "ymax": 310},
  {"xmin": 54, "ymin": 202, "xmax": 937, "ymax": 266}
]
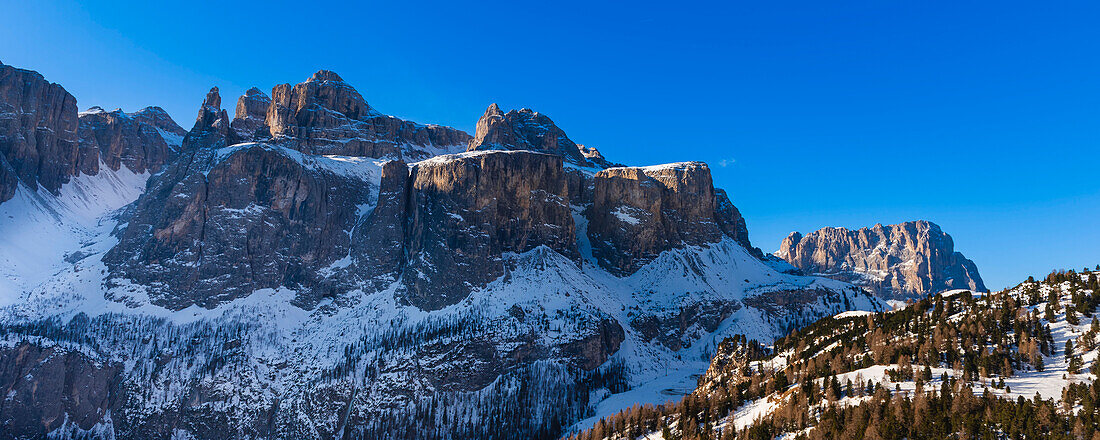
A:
[{"xmin": 2, "ymin": 0, "xmax": 1097, "ymax": 289}]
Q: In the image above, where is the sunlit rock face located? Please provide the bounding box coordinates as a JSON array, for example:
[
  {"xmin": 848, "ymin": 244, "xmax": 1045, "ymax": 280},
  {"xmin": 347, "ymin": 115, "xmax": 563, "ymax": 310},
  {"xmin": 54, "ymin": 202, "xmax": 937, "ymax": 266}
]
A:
[
  {"xmin": 776, "ymin": 220, "xmax": 987, "ymax": 300},
  {"xmin": 467, "ymin": 103, "xmax": 613, "ymax": 168},
  {"xmin": 388, "ymin": 150, "xmax": 578, "ymax": 310},
  {"xmin": 587, "ymin": 162, "xmax": 751, "ymax": 275}
]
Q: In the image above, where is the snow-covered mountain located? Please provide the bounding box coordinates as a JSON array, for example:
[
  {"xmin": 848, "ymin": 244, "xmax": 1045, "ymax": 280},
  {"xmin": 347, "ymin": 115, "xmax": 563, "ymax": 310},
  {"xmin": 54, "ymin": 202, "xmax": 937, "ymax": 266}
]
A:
[
  {"xmin": 0, "ymin": 62, "xmax": 885, "ymax": 440},
  {"xmin": 577, "ymin": 269, "xmax": 1100, "ymax": 440}
]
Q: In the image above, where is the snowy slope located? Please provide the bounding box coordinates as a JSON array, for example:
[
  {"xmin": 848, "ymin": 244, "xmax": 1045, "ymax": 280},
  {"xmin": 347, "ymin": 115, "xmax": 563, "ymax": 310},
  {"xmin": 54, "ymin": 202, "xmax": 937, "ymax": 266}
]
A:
[
  {"xmin": 596, "ymin": 270, "xmax": 1100, "ymax": 440},
  {"xmin": 0, "ymin": 164, "xmax": 148, "ymax": 305}
]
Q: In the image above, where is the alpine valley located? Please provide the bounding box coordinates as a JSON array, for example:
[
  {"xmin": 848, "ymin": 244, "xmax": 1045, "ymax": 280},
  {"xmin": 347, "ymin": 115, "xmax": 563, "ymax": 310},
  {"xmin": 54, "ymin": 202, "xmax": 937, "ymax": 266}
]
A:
[{"xmin": 0, "ymin": 61, "xmax": 1011, "ymax": 440}]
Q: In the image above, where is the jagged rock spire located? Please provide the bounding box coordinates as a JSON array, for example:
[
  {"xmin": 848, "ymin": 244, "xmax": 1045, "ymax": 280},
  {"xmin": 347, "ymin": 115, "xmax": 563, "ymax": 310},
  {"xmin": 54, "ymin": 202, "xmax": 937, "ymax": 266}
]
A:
[
  {"xmin": 185, "ymin": 86, "xmax": 234, "ymax": 149},
  {"xmin": 473, "ymin": 103, "xmax": 504, "ymax": 142},
  {"xmin": 193, "ymin": 87, "xmax": 224, "ymax": 131}
]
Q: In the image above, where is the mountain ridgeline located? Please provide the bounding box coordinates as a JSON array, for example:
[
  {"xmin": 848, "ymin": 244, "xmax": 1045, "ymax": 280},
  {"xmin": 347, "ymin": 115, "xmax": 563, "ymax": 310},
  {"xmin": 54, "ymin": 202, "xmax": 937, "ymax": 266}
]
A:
[
  {"xmin": 576, "ymin": 268, "xmax": 1100, "ymax": 440},
  {"xmin": 0, "ymin": 61, "xmax": 992, "ymax": 440},
  {"xmin": 0, "ymin": 63, "xmax": 186, "ymax": 203},
  {"xmin": 775, "ymin": 221, "xmax": 986, "ymax": 301}
]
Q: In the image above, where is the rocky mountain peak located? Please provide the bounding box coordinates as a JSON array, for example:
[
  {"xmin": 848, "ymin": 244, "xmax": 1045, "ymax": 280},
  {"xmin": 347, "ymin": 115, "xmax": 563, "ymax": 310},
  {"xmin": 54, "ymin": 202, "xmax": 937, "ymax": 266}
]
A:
[
  {"xmin": 260, "ymin": 71, "xmax": 468, "ymax": 158},
  {"xmin": 307, "ymin": 69, "xmax": 345, "ymax": 83},
  {"xmin": 231, "ymin": 87, "xmax": 271, "ymax": 140},
  {"xmin": 194, "ymin": 87, "xmax": 225, "ymax": 129},
  {"xmin": 183, "ymin": 86, "xmax": 233, "ymax": 153},
  {"xmin": 577, "ymin": 144, "xmax": 608, "ymax": 164},
  {"xmin": 269, "ymin": 70, "xmax": 371, "ymax": 127},
  {"xmin": 133, "ymin": 105, "xmax": 171, "ymax": 119},
  {"xmin": 75, "ymin": 104, "xmax": 185, "ymax": 175},
  {"xmin": 202, "ymin": 86, "xmax": 221, "ymax": 110},
  {"xmin": 775, "ymin": 220, "xmax": 986, "ymax": 300},
  {"xmin": 467, "ymin": 105, "xmax": 610, "ymax": 168}
]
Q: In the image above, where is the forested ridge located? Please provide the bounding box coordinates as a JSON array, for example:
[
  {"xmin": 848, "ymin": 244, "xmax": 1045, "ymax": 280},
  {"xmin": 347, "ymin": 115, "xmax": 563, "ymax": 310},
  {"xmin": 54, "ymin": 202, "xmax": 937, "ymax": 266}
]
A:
[{"xmin": 573, "ymin": 267, "xmax": 1100, "ymax": 440}]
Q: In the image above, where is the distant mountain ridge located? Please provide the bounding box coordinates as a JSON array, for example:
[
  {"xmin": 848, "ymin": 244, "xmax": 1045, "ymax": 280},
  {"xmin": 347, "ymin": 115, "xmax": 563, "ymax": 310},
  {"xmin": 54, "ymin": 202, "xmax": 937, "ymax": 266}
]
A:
[{"xmin": 776, "ymin": 220, "xmax": 986, "ymax": 300}]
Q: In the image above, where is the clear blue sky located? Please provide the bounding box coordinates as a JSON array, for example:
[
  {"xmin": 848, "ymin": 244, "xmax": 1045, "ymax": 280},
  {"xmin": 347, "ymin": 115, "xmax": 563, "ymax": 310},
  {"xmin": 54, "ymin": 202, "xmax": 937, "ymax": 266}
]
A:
[{"xmin": 2, "ymin": 0, "xmax": 1098, "ymax": 290}]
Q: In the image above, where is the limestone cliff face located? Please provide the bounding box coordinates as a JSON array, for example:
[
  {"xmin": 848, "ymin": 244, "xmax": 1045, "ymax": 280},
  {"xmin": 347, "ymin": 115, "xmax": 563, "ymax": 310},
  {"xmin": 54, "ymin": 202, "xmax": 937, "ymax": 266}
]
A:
[
  {"xmin": 587, "ymin": 162, "xmax": 752, "ymax": 275},
  {"xmin": 351, "ymin": 151, "xmax": 577, "ymax": 310},
  {"xmin": 0, "ymin": 62, "xmax": 80, "ymax": 201},
  {"xmin": 775, "ymin": 220, "xmax": 986, "ymax": 300},
  {"xmin": 261, "ymin": 70, "xmax": 470, "ymax": 159},
  {"xmin": 104, "ymin": 91, "xmax": 582, "ymax": 312},
  {"xmin": 100, "ymin": 86, "xmax": 763, "ymax": 315},
  {"xmin": 76, "ymin": 106, "xmax": 185, "ymax": 175},
  {"xmin": 464, "ymin": 103, "xmax": 757, "ymax": 276}
]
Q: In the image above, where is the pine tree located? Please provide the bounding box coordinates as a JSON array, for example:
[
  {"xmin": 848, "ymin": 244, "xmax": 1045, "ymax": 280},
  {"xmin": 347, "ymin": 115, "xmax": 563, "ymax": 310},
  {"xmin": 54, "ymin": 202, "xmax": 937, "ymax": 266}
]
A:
[{"xmin": 1069, "ymin": 356, "xmax": 1082, "ymax": 374}]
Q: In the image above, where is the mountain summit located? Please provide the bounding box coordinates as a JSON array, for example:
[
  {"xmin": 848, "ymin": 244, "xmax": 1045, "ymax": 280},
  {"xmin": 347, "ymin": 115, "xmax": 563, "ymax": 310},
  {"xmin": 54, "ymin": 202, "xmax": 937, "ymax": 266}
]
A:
[{"xmin": 775, "ymin": 220, "xmax": 986, "ymax": 300}]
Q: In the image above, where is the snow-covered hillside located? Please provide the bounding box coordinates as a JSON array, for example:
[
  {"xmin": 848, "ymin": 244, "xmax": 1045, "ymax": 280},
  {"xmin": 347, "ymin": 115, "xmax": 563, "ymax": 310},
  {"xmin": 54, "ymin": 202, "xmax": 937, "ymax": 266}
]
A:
[
  {"xmin": 0, "ymin": 139, "xmax": 885, "ymax": 440},
  {"xmin": 0, "ymin": 164, "xmax": 148, "ymax": 305},
  {"xmin": 576, "ymin": 269, "xmax": 1100, "ymax": 440}
]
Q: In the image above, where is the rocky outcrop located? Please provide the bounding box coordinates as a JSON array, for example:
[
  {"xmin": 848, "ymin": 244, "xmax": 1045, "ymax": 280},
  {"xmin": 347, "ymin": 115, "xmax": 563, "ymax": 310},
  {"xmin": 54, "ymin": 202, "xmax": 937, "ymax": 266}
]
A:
[
  {"xmin": 108, "ymin": 144, "xmax": 372, "ymax": 309},
  {"xmin": 76, "ymin": 106, "xmax": 185, "ymax": 175},
  {"xmin": 558, "ymin": 318, "xmax": 626, "ymax": 369},
  {"xmin": 714, "ymin": 189, "xmax": 754, "ymax": 254},
  {"xmin": 630, "ymin": 300, "xmax": 740, "ymax": 351},
  {"xmin": 0, "ymin": 154, "xmax": 15, "ymax": 202},
  {"xmin": 0, "ymin": 342, "xmax": 121, "ymax": 438},
  {"xmin": 264, "ymin": 70, "xmax": 470, "ymax": 159},
  {"xmin": 0, "ymin": 62, "xmax": 80, "ymax": 201},
  {"xmin": 190, "ymin": 86, "xmax": 233, "ymax": 147},
  {"xmin": 775, "ymin": 220, "xmax": 986, "ymax": 300},
  {"xmin": 230, "ymin": 87, "xmax": 271, "ymax": 141},
  {"xmin": 468, "ymin": 104, "xmax": 613, "ymax": 169},
  {"xmin": 586, "ymin": 162, "xmax": 752, "ymax": 275}
]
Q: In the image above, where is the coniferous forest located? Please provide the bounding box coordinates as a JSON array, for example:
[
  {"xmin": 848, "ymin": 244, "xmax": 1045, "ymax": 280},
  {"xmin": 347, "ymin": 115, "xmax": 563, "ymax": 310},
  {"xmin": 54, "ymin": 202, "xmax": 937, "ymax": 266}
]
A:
[{"xmin": 572, "ymin": 268, "xmax": 1100, "ymax": 440}]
